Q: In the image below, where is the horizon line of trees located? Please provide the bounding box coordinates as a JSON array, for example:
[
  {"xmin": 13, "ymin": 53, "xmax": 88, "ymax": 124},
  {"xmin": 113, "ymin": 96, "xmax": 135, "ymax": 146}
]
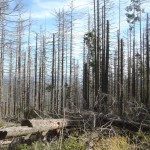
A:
[{"xmin": 0, "ymin": 0, "xmax": 150, "ymax": 120}]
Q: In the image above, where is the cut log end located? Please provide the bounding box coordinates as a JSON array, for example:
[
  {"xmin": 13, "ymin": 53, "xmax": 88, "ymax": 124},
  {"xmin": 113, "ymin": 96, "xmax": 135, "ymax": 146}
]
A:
[
  {"xmin": 21, "ymin": 120, "xmax": 33, "ymax": 127},
  {"xmin": 0, "ymin": 131, "xmax": 7, "ymax": 140}
]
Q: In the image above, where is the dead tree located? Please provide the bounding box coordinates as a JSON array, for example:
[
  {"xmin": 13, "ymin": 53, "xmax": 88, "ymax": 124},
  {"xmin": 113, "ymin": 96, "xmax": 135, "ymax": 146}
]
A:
[
  {"xmin": 34, "ymin": 33, "xmax": 38, "ymax": 108},
  {"xmin": 146, "ymin": 13, "xmax": 149, "ymax": 107}
]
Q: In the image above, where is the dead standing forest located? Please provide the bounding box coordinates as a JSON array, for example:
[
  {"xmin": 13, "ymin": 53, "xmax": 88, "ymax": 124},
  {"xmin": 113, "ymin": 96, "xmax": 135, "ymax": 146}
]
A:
[{"xmin": 0, "ymin": 0, "xmax": 150, "ymax": 140}]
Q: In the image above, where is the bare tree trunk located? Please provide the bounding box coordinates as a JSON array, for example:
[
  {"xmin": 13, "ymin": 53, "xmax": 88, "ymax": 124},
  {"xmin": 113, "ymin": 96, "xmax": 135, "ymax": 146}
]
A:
[
  {"xmin": 0, "ymin": 7, "xmax": 5, "ymax": 118},
  {"xmin": 57, "ymin": 11, "xmax": 61, "ymax": 114},
  {"xmin": 22, "ymin": 52, "xmax": 26, "ymax": 114},
  {"xmin": 75, "ymin": 61, "xmax": 79, "ymax": 109},
  {"xmin": 38, "ymin": 59, "xmax": 42, "ymax": 111},
  {"xmin": 113, "ymin": 54, "xmax": 117, "ymax": 112},
  {"xmin": 17, "ymin": 16, "xmax": 22, "ymax": 118},
  {"xmin": 26, "ymin": 17, "xmax": 31, "ymax": 111},
  {"xmin": 132, "ymin": 8, "xmax": 136, "ymax": 99},
  {"xmin": 65, "ymin": 31, "xmax": 68, "ymax": 109},
  {"xmin": 96, "ymin": 0, "xmax": 100, "ymax": 111},
  {"xmin": 117, "ymin": 30, "xmax": 120, "ymax": 115},
  {"xmin": 93, "ymin": 0, "xmax": 97, "ymax": 109},
  {"xmin": 103, "ymin": 20, "xmax": 109, "ymax": 114},
  {"xmin": 73, "ymin": 58, "xmax": 76, "ymax": 108},
  {"xmin": 51, "ymin": 33, "xmax": 55, "ymax": 113},
  {"xmin": 142, "ymin": 32, "xmax": 145, "ymax": 104},
  {"xmin": 61, "ymin": 11, "xmax": 65, "ymax": 112},
  {"xmin": 69, "ymin": 5, "xmax": 73, "ymax": 110},
  {"xmin": 146, "ymin": 13, "xmax": 149, "ymax": 107},
  {"xmin": 8, "ymin": 42, "xmax": 13, "ymax": 115},
  {"xmin": 34, "ymin": 33, "xmax": 38, "ymax": 108},
  {"xmin": 139, "ymin": 10, "xmax": 143, "ymax": 104},
  {"xmin": 120, "ymin": 39, "xmax": 123, "ymax": 116},
  {"xmin": 14, "ymin": 45, "xmax": 18, "ymax": 116},
  {"xmin": 128, "ymin": 30, "xmax": 131, "ymax": 101},
  {"xmin": 26, "ymin": 47, "xmax": 31, "ymax": 110},
  {"xmin": 42, "ymin": 35, "xmax": 46, "ymax": 111},
  {"xmin": 101, "ymin": 6, "xmax": 106, "ymax": 112}
]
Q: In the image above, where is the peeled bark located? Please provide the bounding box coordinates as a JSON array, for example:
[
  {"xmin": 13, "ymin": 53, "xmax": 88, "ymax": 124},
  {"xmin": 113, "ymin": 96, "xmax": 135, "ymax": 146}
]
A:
[{"xmin": 21, "ymin": 119, "xmax": 68, "ymax": 129}]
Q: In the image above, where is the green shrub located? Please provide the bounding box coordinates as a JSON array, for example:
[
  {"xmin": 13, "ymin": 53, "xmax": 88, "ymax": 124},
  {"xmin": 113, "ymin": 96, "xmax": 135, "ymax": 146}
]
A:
[
  {"xmin": 15, "ymin": 144, "xmax": 31, "ymax": 150},
  {"xmin": 15, "ymin": 142, "xmax": 45, "ymax": 150},
  {"xmin": 62, "ymin": 137, "xmax": 86, "ymax": 150}
]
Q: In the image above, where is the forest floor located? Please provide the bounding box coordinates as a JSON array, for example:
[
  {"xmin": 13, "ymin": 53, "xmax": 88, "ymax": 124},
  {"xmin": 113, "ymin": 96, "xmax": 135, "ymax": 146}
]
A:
[
  {"xmin": 16, "ymin": 129, "xmax": 150, "ymax": 150},
  {"xmin": 0, "ymin": 119, "xmax": 150, "ymax": 150}
]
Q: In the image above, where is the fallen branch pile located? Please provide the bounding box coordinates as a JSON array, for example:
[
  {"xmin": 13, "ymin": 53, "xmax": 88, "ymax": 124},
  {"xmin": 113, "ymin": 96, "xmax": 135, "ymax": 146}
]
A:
[{"xmin": 100, "ymin": 116, "xmax": 150, "ymax": 132}]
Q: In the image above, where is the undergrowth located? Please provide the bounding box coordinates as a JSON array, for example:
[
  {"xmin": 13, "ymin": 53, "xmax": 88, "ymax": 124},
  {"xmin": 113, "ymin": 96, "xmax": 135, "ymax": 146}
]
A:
[
  {"xmin": 15, "ymin": 137, "xmax": 86, "ymax": 150},
  {"xmin": 3, "ymin": 129, "xmax": 150, "ymax": 150}
]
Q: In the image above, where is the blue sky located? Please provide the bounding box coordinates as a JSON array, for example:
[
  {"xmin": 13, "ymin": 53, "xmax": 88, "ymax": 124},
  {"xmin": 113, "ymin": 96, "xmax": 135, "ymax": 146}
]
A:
[
  {"xmin": 22, "ymin": 0, "xmax": 89, "ymax": 30},
  {"xmin": 20, "ymin": 0, "xmax": 90, "ymax": 60},
  {"xmin": 21, "ymin": 0, "xmax": 150, "ymax": 37}
]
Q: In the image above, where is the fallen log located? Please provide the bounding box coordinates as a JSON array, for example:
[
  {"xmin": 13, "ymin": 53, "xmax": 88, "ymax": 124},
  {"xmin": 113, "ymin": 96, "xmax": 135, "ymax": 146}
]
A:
[
  {"xmin": 0, "ymin": 118, "xmax": 81, "ymax": 140},
  {"xmin": 0, "ymin": 126, "xmax": 38, "ymax": 140},
  {"xmin": 21, "ymin": 118, "xmax": 69, "ymax": 129}
]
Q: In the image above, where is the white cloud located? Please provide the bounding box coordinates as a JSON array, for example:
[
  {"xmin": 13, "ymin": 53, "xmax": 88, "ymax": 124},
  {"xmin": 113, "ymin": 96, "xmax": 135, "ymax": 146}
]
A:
[
  {"xmin": 22, "ymin": 11, "xmax": 53, "ymax": 20},
  {"xmin": 33, "ymin": 0, "xmax": 66, "ymax": 10},
  {"xmin": 27, "ymin": 0, "xmax": 90, "ymax": 20},
  {"xmin": 31, "ymin": 11, "xmax": 54, "ymax": 19}
]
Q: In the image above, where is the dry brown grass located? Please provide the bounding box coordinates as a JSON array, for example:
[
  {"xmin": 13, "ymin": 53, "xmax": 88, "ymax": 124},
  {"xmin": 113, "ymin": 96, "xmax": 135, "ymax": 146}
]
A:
[{"xmin": 94, "ymin": 135, "xmax": 136, "ymax": 150}]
